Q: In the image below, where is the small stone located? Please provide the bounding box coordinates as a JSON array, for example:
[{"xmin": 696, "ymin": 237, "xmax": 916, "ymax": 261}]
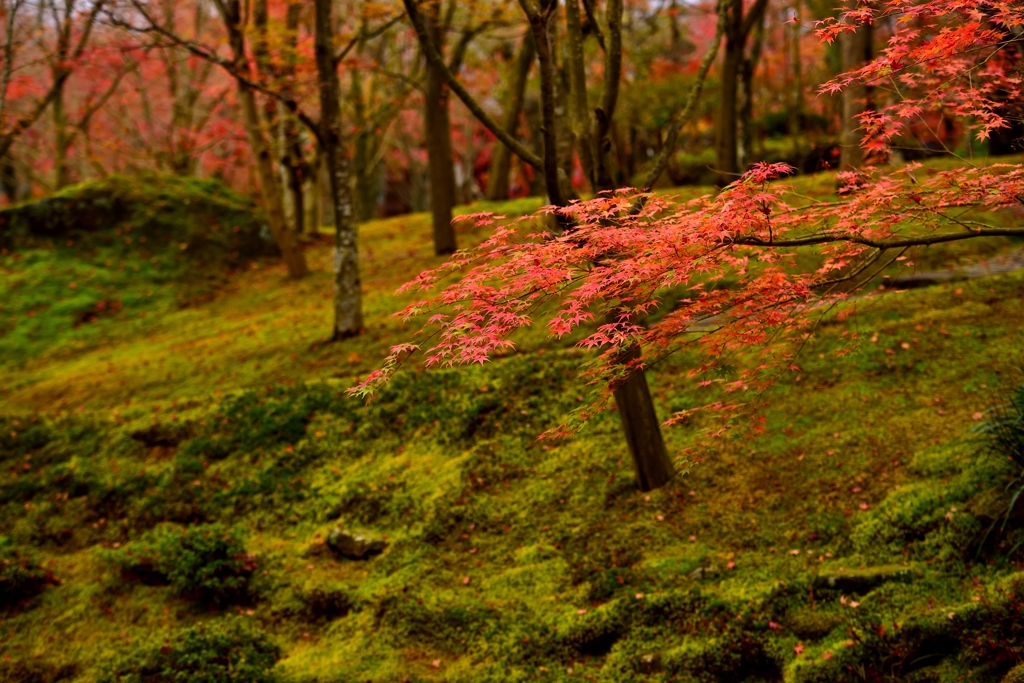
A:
[
  {"xmin": 688, "ymin": 565, "xmax": 720, "ymax": 580},
  {"xmin": 326, "ymin": 528, "xmax": 386, "ymax": 560},
  {"xmin": 639, "ymin": 652, "xmax": 663, "ymax": 673}
]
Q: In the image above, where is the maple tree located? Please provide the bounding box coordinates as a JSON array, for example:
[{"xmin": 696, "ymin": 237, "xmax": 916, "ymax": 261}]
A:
[{"xmin": 359, "ymin": 0, "xmax": 1024, "ymax": 490}]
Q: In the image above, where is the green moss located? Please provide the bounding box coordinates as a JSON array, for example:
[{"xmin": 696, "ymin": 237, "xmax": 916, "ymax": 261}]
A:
[
  {"xmin": 0, "ymin": 174, "xmax": 277, "ymax": 369},
  {"xmin": 0, "ymin": 538, "xmax": 56, "ymax": 607},
  {"xmin": 1, "ymin": 178, "xmax": 1024, "ymax": 682},
  {"xmin": 101, "ymin": 523, "xmax": 256, "ymax": 604},
  {"xmin": 98, "ymin": 618, "xmax": 282, "ymax": 683}
]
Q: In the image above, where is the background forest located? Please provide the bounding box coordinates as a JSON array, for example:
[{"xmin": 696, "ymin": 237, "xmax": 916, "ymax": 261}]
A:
[{"xmin": 3, "ymin": 0, "xmax": 1024, "ymax": 682}]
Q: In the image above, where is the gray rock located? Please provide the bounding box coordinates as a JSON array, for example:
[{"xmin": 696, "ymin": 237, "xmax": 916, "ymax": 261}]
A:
[
  {"xmin": 327, "ymin": 528, "xmax": 386, "ymax": 560},
  {"xmin": 688, "ymin": 565, "xmax": 720, "ymax": 580}
]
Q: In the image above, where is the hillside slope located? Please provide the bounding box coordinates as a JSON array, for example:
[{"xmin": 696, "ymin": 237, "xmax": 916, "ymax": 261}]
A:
[{"xmin": 1, "ymin": 174, "xmax": 1024, "ymax": 683}]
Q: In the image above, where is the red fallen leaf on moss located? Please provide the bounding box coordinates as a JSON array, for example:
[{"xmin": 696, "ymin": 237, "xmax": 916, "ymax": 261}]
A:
[{"xmin": 461, "ymin": 576, "xmax": 470, "ymax": 585}]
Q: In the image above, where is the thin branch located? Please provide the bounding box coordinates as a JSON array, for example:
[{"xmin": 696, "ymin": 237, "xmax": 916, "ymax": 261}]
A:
[
  {"xmin": 335, "ymin": 13, "xmax": 403, "ymax": 67},
  {"xmin": 109, "ymin": 1, "xmax": 323, "ymax": 144},
  {"xmin": 402, "ymin": 0, "xmax": 543, "ymax": 171}
]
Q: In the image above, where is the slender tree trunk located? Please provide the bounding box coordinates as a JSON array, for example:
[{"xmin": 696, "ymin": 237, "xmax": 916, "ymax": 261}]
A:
[
  {"xmin": 564, "ymin": 0, "xmax": 596, "ymax": 191},
  {"xmin": 485, "ymin": 33, "xmax": 534, "ymax": 201},
  {"xmin": 53, "ymin": 78, "xmax": 70, "ymax": 188},
  {"xmin": 218, "ymin": 0, "xmax": 308, "ymax": 278},
  {"xmin": 738, "ymin": 12, "xmax": 765, "ymax": 170},
  {"xmin": 303, "ymin": 151, "xmax": 318, "ymax": 236},
  {"xmin": 314, "ymin": 0, "xmax": 363, "ymax": 338},
  {"xmin": 524, "ymin": 97, "xmax": 547, "ymax": 196},
  {"xmin": 715, "ymin": 0, "xmax": 768, "ymax": 185},
  {"xmin": 840, "ymin": 23, "xmax": 872, "ymax": 171},
  {"xmin": 237, "ymin": 86, "xmax": 308, "ymax": 278},
  {"xmin": 253, "ymin": 0, "xmax": 286, "ymax": 211},
  {"xmin": 282, "ymin": 2, "xmax": 307, "ymax": 236},
  {"xmin": 614, "ymin": 349, "xmax": 674, "ymax": 491},
  {"xmin": 789, "ymin": 2, "xmax": 803, "ymax": 160},
  {"xmin": 351, "ymin": 67, "xmax": 378, "ymax": 222},
  {"xmin": 424, "ymin": 5, "xmax": 458, "ymax": 255},
  {"xmin": 527, "ymin": 6, "xmax": 566, "ymax": 211},
  {"xmin": 716, "ymin": 0, "xmax": 743, "ymax": 185}
]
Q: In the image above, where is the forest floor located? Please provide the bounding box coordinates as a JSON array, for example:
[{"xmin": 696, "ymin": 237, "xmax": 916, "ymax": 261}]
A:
[{"xmin": 2, "ymin": 162, "xmax": 1024, "ymax": 683}]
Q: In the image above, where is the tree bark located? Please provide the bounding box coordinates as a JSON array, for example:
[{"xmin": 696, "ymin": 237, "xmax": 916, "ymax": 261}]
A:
[
  {"xmin": 715, "ymin": 0, "xmax": 768, "ymax": 185},
  {"xmin": 738, "ymin": 10, "xmax": 765, "ymax": 170},
  {"xmin": 281, "ymin": 2, "xmax": 307, "ymax": 235},
  {"xmin": 53, "ymin": 78, "xmax": 70, "ymax": 188},
  {"xmin": 523, "ymin": 1, "xmax": 566, "ymax": 212},
  {"xmin": 237, "ymin": 85, "xmax": 308, "ymax": 278},
  {"xmin": 715, "ymin": 0, "xmax": 743, "ymax": 185},
  {"xmin": 350, "ymin": 66, "xmax": 378, "ymax": 222},
  {"xmin": 788, "ymin": 1, "xmax": 803, "ymax": 160},
  {"xmin": 423, "ymin": 3, "xmax": 458, "ymax": 255},
  {"xmin": 218, "ymin": 0, "xmax": 308, "ymax": 278},
  {"xmin": 614, "ymin": 348, "xmax": 674, "ymax": 491},
  {"xmin": 840, "ymin": 23, "xmax": 872, "ymax": 171},
  {"xmin": 485, "ymin": 32, "xmax": 534, "ymax": 201},
  {"xmin": 564, "ymin": 0, "xmax": 597, "ymax": 191},
  {"xmin": 314, "ymin": 0, "xmax": 364, "ymax": 338}
]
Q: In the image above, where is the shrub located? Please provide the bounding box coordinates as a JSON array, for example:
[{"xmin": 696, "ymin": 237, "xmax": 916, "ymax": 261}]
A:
[
  {"xmin": 0, "ymin": 539, "xmax": 56, "ymax": 607},
  {"xmin": 99, "ymin": 618, "xmax": 281, "ymax": 683},
  {"xmin": 103, "ymin": 524, "xmax": 255, "ymax": 603}
]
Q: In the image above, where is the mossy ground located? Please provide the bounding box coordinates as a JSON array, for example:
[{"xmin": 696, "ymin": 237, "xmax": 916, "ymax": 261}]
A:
[{"xmin": 2, "ymin": 167, "xmax": 1024, "ymax": 682}]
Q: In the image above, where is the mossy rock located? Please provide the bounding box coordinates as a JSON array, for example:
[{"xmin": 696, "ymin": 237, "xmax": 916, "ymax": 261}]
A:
[{"xmin": 785, "ymin": 607, "xmax": 844, "ymax": 640}]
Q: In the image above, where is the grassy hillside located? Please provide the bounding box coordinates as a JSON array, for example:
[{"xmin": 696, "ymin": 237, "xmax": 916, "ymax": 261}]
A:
[{"xmin": 2, "ymin": 171, "xmax": 1024, "ymax": 683}]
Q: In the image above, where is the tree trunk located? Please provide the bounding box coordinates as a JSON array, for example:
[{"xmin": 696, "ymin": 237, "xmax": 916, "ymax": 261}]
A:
[
  {"xmin": 314, "ymin": 0, "xmax": 364, "ymax": 339},
  {"xmin": 485, "ymin": 33, "xmax": 534, "ymax": 201},
  {"xmin": 237, "ymin": 86, "xmax": 309, "ymax": 278},
  {"xmin": 788, "ymin": 1, "xmax": 803, "ymax": 160},
  {"xmin": 53, "ymin": 78, "xmax": 70, "ymax": 189},
  {"xmin": 350, "ymin": 65, "xmax": 379, "ymax": 222},
  {"xmin": 282, "ymin": 2, "xmax": 307, "ymax": 236},
  {"xmin": 716, "ymin": 0, "xmax": 743, "ymax": 185},
  {"xmin": 542, "ymin": 0, "xmax": 671, "ymax": 488},
  {"xmin": 564, "ymin": 0, "xmax": 597, "ymax": 191},
  {"xmin": 218, "ymin": 0, "xmax": 308, "ymax": 279},
  {"xmin": 424, "ymin": 5, "xmax": 458, "ymax": 255},
  {"xmin": 716, "ymin": 0, "xmax": 768, "ymax": 185},
  {"xmin": 738, "ymin": 11, "xmax": 765, "ymax": 170},
  {"xmin": 528, "ymin": 8, "xmax": 566, "ymax": 212},
  {"xmin": 614, "ymin": 347, "xmax": 674, "ymax": 491},
  {"xmin": 840, "ymin": 23, "xmax": 872, "ymax": 171}
]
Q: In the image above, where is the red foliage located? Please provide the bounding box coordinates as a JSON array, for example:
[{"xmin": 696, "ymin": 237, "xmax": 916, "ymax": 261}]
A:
[{"xmin": 357, "ymin": 0, "xmax": 1024, "ymax": 436}]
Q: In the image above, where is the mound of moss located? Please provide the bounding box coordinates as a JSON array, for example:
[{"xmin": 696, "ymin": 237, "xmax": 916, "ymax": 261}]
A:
[
  {"xmin": 0, "ymin": 173, "xmax": 277, "ymax": 263},
  {"xmin": 99, "ymin": 618, "xmax": 281, "ymax": 683},
  {"xmin": 0, "ymin": 175, "xmax": 280, "ymax": 367}
]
